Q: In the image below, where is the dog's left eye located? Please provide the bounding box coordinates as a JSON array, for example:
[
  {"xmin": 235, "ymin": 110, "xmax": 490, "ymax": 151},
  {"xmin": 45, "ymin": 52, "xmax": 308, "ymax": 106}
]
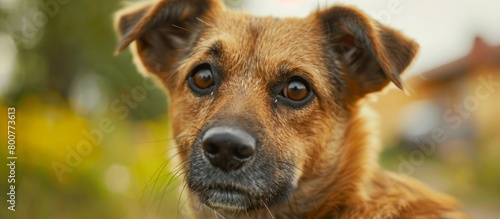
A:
[
  {"xmin": 284, "ymin": 80, "xmax": 309, "ymax": 101},
  {"xmin": 188, "ymin": 63, "xmax": 216, "ymax": 95},
  {"xmin": 277, "ymin": 76, "xmax": 314, "ymax": 108}
]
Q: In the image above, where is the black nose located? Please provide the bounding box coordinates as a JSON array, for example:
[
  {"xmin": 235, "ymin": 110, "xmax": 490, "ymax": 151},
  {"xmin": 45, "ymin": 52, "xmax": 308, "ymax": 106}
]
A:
[{"xmin": 202, "ymin": 127, "xmax": 256, "ymax": 172}]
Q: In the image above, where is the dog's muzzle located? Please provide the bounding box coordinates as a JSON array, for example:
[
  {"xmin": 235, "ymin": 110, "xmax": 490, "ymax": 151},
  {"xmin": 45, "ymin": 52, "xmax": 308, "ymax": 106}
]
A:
[{"xmin": 187, "ymin": 124, "xmax": 295, "ymax": 211}]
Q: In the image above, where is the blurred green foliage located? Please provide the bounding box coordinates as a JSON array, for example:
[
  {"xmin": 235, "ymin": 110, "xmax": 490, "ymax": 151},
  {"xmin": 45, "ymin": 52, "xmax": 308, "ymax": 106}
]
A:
[
  {"xmin": 1, "ymin": 0, "xmax": 167, "ymax": 119},
  {"xmin": 0, "ymin": 0, "xmax": 179, "ymax": 218}
]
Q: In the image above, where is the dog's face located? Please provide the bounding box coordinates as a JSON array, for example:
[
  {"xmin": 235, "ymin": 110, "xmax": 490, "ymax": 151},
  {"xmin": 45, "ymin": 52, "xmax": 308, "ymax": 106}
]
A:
[
  {"xmin": 115, "ymin": 0, "xmax": 417, "ymax": 212},
  {"xmin": 170, "ymin": 14, "xmax": 343, "ymax": 210}
]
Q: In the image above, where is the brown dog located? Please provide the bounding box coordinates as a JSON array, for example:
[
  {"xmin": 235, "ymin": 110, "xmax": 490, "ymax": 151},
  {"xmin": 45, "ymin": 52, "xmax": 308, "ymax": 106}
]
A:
[{"xmin": 114, "ymin": 0, "xmax": 469, "ymax": 218}]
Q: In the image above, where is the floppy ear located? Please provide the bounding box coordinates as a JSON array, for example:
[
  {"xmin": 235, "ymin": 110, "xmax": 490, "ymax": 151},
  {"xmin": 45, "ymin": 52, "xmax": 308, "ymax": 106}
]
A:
[
  {"xmin": 316, "ymin": 6, "xmax": 418, "ymax": 96},
  {"xmin": 114, "ymin": 0, "xmax": 223, "ymax": 75}
]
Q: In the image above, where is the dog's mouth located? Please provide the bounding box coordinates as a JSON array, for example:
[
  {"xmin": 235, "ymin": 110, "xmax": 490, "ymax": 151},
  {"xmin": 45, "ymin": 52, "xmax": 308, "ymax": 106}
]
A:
[
  {"xmin": 187, "ymin": 165, "xmax": 295, "ymax": 211},
  {"xmin": 197, "ymin": 184, "xmax": 255, "ymax": 210},
  {"xmin": 188, "ymin": 171, "xmax": 295, "ymax": 212}
]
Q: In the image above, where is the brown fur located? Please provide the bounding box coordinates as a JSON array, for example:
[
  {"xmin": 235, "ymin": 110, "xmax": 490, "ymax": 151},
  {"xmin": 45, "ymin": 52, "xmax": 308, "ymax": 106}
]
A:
[{"xmin": 114, "ymin": 0, "xmax": 469, "ymax": 218}]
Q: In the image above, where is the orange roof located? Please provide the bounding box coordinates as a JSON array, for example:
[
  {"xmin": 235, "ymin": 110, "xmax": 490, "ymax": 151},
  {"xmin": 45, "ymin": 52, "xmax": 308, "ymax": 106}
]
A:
[{"xmin": 419, "ymin": 36, "xmax": 500, "ymax": 81}]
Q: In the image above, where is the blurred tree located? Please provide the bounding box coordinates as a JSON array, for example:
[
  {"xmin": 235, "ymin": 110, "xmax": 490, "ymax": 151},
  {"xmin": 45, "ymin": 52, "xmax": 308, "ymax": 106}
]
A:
[{"xmin": 1, "ymin": 0, "xmax": 167, "ymax": 120}]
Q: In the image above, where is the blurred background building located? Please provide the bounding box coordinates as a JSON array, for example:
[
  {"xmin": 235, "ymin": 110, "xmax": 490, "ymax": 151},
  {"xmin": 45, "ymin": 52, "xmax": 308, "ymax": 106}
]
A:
[{"xmin": 0, "ymin": 0, "xmax": 499, "ymax": 218}]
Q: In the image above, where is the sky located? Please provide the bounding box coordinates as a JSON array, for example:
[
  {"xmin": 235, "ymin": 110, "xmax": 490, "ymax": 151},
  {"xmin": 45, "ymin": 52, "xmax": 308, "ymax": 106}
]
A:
[{"xmin": 240, "ymin": 0, "xmax": 500, "ymax": 75}]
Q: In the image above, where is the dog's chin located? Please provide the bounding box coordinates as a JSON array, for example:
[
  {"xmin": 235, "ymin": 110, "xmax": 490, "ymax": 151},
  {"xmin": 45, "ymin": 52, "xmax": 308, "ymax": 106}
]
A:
[
  {"xmin": 200, "ymin": 188, "xmax": 250, "ymax": 211},
  {"xmin": 193, "ymin": 183, "xmax": 291, "ymax": 212}
]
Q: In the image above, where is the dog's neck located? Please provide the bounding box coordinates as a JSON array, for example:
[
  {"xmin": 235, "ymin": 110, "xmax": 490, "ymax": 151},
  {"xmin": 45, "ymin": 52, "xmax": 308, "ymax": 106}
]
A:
[{"xmin": 187, "ymin": 103, "xmax": 383, "ymax": 218}]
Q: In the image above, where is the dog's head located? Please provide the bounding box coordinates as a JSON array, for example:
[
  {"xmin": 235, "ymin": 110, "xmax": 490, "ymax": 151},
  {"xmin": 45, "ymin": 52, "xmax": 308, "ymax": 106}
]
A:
[{"xmin": 115, "ymin": 0, "xmax": 417, "ymax": 213}]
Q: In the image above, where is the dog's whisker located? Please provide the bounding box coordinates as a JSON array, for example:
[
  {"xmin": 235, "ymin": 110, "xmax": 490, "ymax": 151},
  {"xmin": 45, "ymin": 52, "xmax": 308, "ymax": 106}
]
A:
[
  {"xmin": 161, "ymin": 164, "xmax": 189, "ymax": 192},
  {"xmin": 196, "ymin": 197, "xmax": 205, "ymax": 217},
  {"xmin": 213, "ymin": 209, "xmax": 226, "ymax": 219},
  {"xmin": 148, "ymin": 149, "xmax": 188, "ymax": 196},
  {"xmin": 153, "ymin": 169, "xmax": 189, "ymax": 216},
  {"xmin": 176, "ymin": 182, "xmax": 190, "ymax": 216},
  {"xmin": 244, "ymin": 205, "xmax": 251, "ymax": 219},
  {"xmin": 196, "ymin": 17, "xmax": 218, "ymax": 31},
  {"xmin": 286, "ymin": 191, "xmax": 295, "ymax": 216},
  {"xmin": 172, "ymin": 24, "xmax": 193, "ymax": 33},
  {"xmin": 163, "ymin": 165, "xmax": 188, "ymax": 192},
  {"xmin": 158, "ymin": 144, "xmax": 185, "ymax": 157},
  {"xmin": 140, "ymin": 159, "xmax": 171, "ymax": 205},
  {"xmin": 140, "ymin": 150, "xmax": 188, "ymax": 210},
  {"xmin": 261, "ymin": 200, "xmax": 275, "ymax": 219}
]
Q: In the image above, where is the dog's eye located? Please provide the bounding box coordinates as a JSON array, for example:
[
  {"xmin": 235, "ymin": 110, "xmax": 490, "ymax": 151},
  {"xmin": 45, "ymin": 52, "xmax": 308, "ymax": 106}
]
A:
[
  {"xmin": 193, "ymin": 68, "xmax": 214, "ymax": 89},
  {"xmin": 283, "ymin": 79, "xmax": 309, "ymax": 101},
  {"xmin": 188, "ymin": 63, "xmax": 217, "ymax": 95},
  {"xmin": 275, "ymin": 76, "xmax": 314, "ymax": 108}
]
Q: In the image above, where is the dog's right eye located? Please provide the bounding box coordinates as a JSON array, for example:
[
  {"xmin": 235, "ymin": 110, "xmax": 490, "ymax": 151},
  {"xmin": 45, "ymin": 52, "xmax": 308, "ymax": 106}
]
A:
[
  {"xmin": 188, "ymin": 63, "xmax": 216, "ymax": 95},
  {"xmin": 193, "ymin": 68, "xmax": 214, "ymax": 89}
]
